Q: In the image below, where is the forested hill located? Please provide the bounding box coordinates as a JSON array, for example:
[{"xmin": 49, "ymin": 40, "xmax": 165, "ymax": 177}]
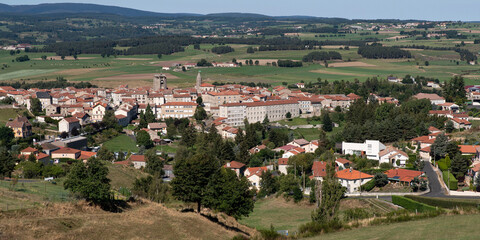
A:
[{"xmin": 0, "ymin": 3, "xmax": 199, "ymax": 17}]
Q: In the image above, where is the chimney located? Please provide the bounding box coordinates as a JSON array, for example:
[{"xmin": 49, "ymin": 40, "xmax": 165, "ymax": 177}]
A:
[{"xmin": 349, "ymin": 167, "xmax": 352, "ymax": 172}]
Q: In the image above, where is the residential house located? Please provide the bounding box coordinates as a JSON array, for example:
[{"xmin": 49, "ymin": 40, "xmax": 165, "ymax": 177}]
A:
[
  {"xmin": 335, "ymin": 158, "xmax": 352, "ymax": 170},
  {"xmin": 245, "ymin": 166, "xmax": 271, "ymax": 189},
  {"xmin": 51, "ymin": 147, "xmax": 81, "ymax": 160},
  {"xmin": 379, "ymin": 146, "xmax": 409, "ymax": 167},
  {"xmin": 159, "ymin": 102, "xmax": 197, "ymax": 120},
  {"xmin": 450, "ymin": 118, "xmax": 472, "ymax": 130},
  {"xmin": 341, "ymin": 140, "xmax": 386, "ymax": 160},
  {"xmin": 384, "ymin": 169, "xmax": 424, "ymax": 185},
  {"xmin": 311, "ymin": 161, "xmax": 327, "ymax": 181},
  {"xmin": 148, "ymin": 122, "xmax": 167, "ymax": 135},
  {"xmin": 282, "ymin": 147, "xmax": 306, "ymax": 158},
  {"xmin": 336, "ymin": 168, "xmax": 374, "ymax": 193},
  {"xmin": 128, "ymin": 155, "xmax": 147, "ymax": 169},
  {"xmin": 224, "ymin": 161, "xmax": 246, "ymax": 177},
  {"xmin": 413, "ymin": 93, "xmax": 446, "ymax": 105},
  {"xmin": 278, "ymin": 158, "xmax": 290, "ymax": 175},
  {"xmin": 58, "ymin": 117, "xmax": 81, "ymax": 134},
  {"xmin": 6, "ymin": 116, "xmax": 32, "ymax": 138}
]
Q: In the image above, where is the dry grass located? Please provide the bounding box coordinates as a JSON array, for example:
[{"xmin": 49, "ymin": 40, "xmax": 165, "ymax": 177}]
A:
[
  {"xmin": 309, "ymin": 69, "xmax": 370, "ymax": 76},
  {"xmin": 32, "ymin": 56, "xmax": 97, "ymax": 60},
  {"xmin": 0, "ymin": 200, "xmax": 252, "ymax": 240},
  {"xmin": 327, "ymin": 61, "xmax": 376, "ymax": 67}
]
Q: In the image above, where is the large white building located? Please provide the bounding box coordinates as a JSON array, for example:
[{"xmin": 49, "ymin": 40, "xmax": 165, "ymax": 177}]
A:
[
  {"xmin": 341, "ymin": 140, "xmax": 386, "ymax": 160},
  {"xmin": 219, "ymin": 100, "xmax": 300, "ymax": 126}
]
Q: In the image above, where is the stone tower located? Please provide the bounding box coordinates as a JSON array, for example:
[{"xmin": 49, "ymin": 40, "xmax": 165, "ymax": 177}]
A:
[
  {"xmin": 153, "ymin": 74, "xmax": 167, "ymax": 91},
  {"xmin": 195, "ymin": 71, "xmax": 202, "ymax": 91}
]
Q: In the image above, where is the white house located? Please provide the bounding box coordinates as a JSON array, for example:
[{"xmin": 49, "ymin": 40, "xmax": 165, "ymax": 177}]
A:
[
  {"xmin": 379, "ymin": 146, "xmax": 409, "ymax": 167},
  {"xmin": 341, "ymin": 140, "xmax": 386, "ymax": 160},
  {"xmin": 278, "ymin": 158, "xmax": 289, "ymax": 175},
  {"xmin": 245, "ymin": 166, "xmax": 274, "ymax": 189},
  {"xmin": 336, "ymin": 168, "xmax": 373, "ymax": 193},
  {"xmin": 58, "ymin": 117, "xmax": 81, "ymax": 134},
  {"xmin": 129, "ymin": 155, "xmax": 146, "ymax": 169},
  {"xmin": 223, "ymin": 161, "xmax": 246, "ymax": 177}
]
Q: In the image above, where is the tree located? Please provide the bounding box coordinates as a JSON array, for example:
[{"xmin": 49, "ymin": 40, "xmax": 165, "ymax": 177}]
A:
[
  {"xmin": 171, "ymin": 151, "xmax": 219, "ymax": 212},
  {"xmin": 133, "ymin": 175, "xmax": 170, "ymax": 203},
  {"xmin": 71, "ymin": 127, "xmax": 79, "ymax": 136},
  {"xmin": 60, "ymin": 132, "xmax": 69, "ymax": 139},
  {"xmin": 166, "ymin": 124, "xmax": 177, "ymax": 140},
  {"xmin": 204, "ymin": 168, "xmax": 254, "ymax": 219},
  {"xmin": 180, "ymin": 124, "xmax": 197, "ymax": 147},
  {"xmin": 144, "ymin": 105, "xmax": 156, "ymax": 123},
  {"xmin": 374, "ymin": 173, "xmax": 388, "ymax": 187},
  {"xmin": 246, "ymin": 47, "xmax": 255, "ymax": 53},
  {"xmin": 157, "ymin": 53, "xmax": 162, "ymax": 59},
  {"xmin": 145, "ymin": 148, "xmax": 164, "ymax": 176},
  {"xmin": 27, "ymin": 152, "xmax": 37, "ymax": 162},
  {"xmin": 286, "ymin": 112, "xmax": 292, "ymax": 119},
  {"xmin": 0, "ymin": 126, "xmax": 14, "ymax": 147},
  {"xmin": 0, "ymin": 149, "xmax": 16, "ymax": 178},
  {"xmin": 311, "ymin": 159, "xmax": 345, "ymax": 222},
  {"xmin": 97, "ymin": 147, "xmax": 114, "ymax": 161},
  {"xmin": 137, "ymin": 130, "xmax": 154, "ymax": 149},
  {"xmin": 30, "ymin": 98, "xmax": 42, "ymax": 114},
  {"xmin": 194, "ymin": 106, "xmax": 207, "ymax": 121},
  {"xmin": 322, "ymin": 113, "xmax": 333, "ymax": 132},
  {"xmin": 64, "ymin": 157, "xmax": 111, "ymax": 205},
  {"xmin": 424, "ymin": 61, "xmax": 429, "ymax": 66},
  {"xmin": 288, "ymin": 154, "xmax": 314, "ymax": 189},
  {"xmin": 61, "ymin": 55, "xmax": 65, "ymax": 60},
  {"xmin": 445, "ymin": 121, "xmax": 454, "ymax": 133},
  {"xmin": 258, "ymin": 170, "xmax": 278, "ymax": 197},
  {"xmin": 278, "ymin": 174, "xmax": 300, "ymax": 195},
  {"xmin": 41, "ymin": 55, "xmax": 47, "ymax": 60},
  {"xmin": 430, "ymin": 133, "xmax": 448, "ymax": 161},
  {"xmin": 196, "ymin": 96, "xmax": 203, "ymax": 106},
  {"xmin": 451, "ymin": 153, "xmax": 470, "ymax": 180},
  {"xmin": 102, "ymin": 110, "xmax": 119, "ymax": 130}
]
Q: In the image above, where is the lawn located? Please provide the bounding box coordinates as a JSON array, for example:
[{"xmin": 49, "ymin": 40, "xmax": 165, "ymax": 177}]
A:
[
  {"xmin": 239, "ymin": 197, "xmax": 315, "ymax": 233},
  {"xmin": 156, "ymin": 141, "xmax": 180, "ymax": 153},
  {"xmin": 292, "ymin": 128, "xmax": 322, "ymax": 141},
  {"xmin": 311, "ymin": 214, "xmax": 480, "ymax": 240},
  {"xmin": 0, "ymin": 107, "xmax": 24, "ymax": 126},
  {"xmin": 102, "ymin": 134, "xmax": 139, "ymax": 152},
  {"xmin": 0, "ymin": 179, "xmax": 70, "ymax": 211},
  {"xmin": 278, "ymin": 117, "xmax": 322, "ymax": 127}
]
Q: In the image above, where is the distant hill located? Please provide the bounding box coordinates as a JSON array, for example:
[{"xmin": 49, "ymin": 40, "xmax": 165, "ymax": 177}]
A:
[{"xmin": 0, "ymin": 3, "xmax": 199, "ymax": 17}]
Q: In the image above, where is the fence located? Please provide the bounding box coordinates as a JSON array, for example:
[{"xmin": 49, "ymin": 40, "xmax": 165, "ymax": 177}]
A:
[{"xmin": 0, "ymin": 179, "xmax": 72, "ymax": 212}]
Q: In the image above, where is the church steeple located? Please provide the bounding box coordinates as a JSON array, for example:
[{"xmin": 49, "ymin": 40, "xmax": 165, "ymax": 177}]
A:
[{"xmin": 195, "ymin": 71, "xmax": 202, "ymax": 90}]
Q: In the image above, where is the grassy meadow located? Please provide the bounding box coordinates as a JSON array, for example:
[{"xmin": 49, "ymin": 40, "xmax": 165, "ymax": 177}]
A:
[{"xmin": 102, "ymin": 135, "xmax": 139, "ymax": 152}]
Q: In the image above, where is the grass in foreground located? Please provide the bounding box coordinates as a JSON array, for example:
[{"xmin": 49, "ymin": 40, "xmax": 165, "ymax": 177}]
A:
[
  {"xmin": 102, "ymin": 134, "xmax": 139, "ymax": 152},
  {"xmin": 309, "ymin": 214, "xmax": 480, "ymax": 240},
  {"xmin": 107, "ymin": 163, "xmax": 148, "ymax": 190}
]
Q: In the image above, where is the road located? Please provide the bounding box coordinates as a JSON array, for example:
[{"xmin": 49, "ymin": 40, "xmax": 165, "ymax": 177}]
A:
[{"xmin": 422, "ymin": 162, "xmax": 480, "ymax": 199}]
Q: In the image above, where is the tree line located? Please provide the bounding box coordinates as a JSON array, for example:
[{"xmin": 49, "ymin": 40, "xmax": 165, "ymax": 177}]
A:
[
  {"xmin": 302, "ymin": 51, "xmax": 342, "ymax": 62},
  {"xmin": 357, "ymin": 44, "xmax": 412, "ymax": 59},
  {"xmin": 0, "ymin": 77, "xmax": 96, "ymax": 90}
]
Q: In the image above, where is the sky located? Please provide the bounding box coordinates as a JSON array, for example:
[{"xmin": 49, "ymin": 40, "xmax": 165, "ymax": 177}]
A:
[{"xmin": 3, "ymin": 0, "xmax": 480, "ymax": 21}]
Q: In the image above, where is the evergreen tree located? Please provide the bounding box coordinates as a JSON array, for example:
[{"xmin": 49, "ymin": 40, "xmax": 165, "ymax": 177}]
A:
[
  {"xmin": 258, "ymin": 170, "xmax": 278, "ymax": 196},
  {"xmin": 180, "ymin": 124, "xmax": 197, "ymax": 147},
  {"xmin": 97, "ymin": 147, "xmax": 114, "ymax": 161},
  {"xmin": 64, "ymin": 157, "xmax": 111, "ymax": 205},
  {"xmin": 145, "ymin": 148, "xmax": 164, "ymax": 175},
  {"xmin": 196, "ymin": 96, "xmax": 203, "ymax": 106},
  {"xmin": 102, "ymin": 110, "xmax": 119, "ymax": 129},
  {"xmin": 0, "ymin": 126, "xmax": 14, "ymax": 147},
  {"xmin": 451, "ymin": 153, "xmax": 470, "ymax": 179},
  {"xmin": 28, "ymin": 152, "xmax": 37, "ymax": 162},
  {"xmin": 30, "ymin": 98, "xmax": 42, "ymax": 115},
  {"xmin": 322, "ymin": 113, "xmax": 333, "ymax": 132},
  {"xmin": 0, "ymin": 149, "xmax": 16, "ymax": 178},
  {"xmin": 194, "ymin": 106, "xmax": 207, "ymax": 121},
  {"xmin": 144, "ymin": 104, "xmax": 156, "ymax": 123},
  {"xmin": 430, "ymin": 133, "xmax": 448, "ymax": 161},
  {"xmin": 137, "ymin": 130, "xmax": 154, "ymax": 149},
  {"xmin": 204, "ymin": 168, "xmax": 254, "ymax": 219},
  {"xmin": 171, "ymin": 151, "xmax": 219, "ymax": 212}
]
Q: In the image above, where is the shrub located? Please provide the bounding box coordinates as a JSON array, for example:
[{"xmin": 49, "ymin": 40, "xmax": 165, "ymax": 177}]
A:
[
  {"xmin": 442, "ymin": 171, "xmax": 458, "ymax": 190},
  {"xmin": 406, "ymin": 195, "xmax": 480, "ymax": 209},
  {"xmin": 437, "ymin": 161, "xmax": 448, "ymax": 171},
  {"xmin": 360, "ymin": 179, "xmax": 375, "ymax": 191},
  {"xmin": 343, "ymin": 208, "xmax": 372, "ymax": 221},
  {"xmin": 298, "ymin": 219, "xmax": 343, "ymax": 237},
  {"xmin": 391, "ymin": 196, "xmax": 437, "ymax": 212}
]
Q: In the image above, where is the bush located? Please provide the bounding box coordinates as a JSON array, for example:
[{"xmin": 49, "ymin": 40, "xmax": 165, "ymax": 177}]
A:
[
  {"xmin": 437, "ymin": 161, "xmax": 448, "ymax": 171},
  {"xmin": 360, "ymin": 179, "xmax": 375, "ymax": 191},
  {"xmin": 391, "ymin": 196, "xmax": 437, "ymax": 212},
  {"xmin": 442, "ymin": 171, "xmax": 458, "ymax": 190},
  {"xmin": 343, "ymin": 208, "xmax": 372, "ymax": 221},
  {"xmin": 298, "ymin": 219, "xmax": 343, "ymax": 236},
  {"xmin": 292, "ymin": 186, "xmax": 303, "ymax": 203},
  {"xmin": 405, "ymin": 195, "xmax": 480, "ymax": 209}
]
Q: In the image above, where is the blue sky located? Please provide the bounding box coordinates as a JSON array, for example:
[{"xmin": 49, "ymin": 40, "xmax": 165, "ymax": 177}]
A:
[{"xmin": 3, "ymin": 0, "xmax": 480, "ymax": 21}]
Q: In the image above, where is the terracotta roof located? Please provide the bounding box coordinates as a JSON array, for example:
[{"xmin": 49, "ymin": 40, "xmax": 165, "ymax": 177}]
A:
[
  {"xmin": 36, "ymin": 152, "xmax": 50, "ymax": 160},
  {"xmin": 459, "ymin": 145, "xmax": 478, "ymax": 154},
  {"xmin": 379, "ymin": 146, "xmax": 408, "ymax": 158},
  {"xmin": 224, "ymin": 161, "xmax": 246, "ymax": 169},
  {"xmin": 384, "ymin": 169, "xmax": 423, "ymax": 182},
  {"xmin": 336, "ymin": 169, "xmax": 373, "ymax": 180},
  {"xmin": 335, "ymin": 158, "xmax": 352, "ymax": 165},
  {"xmin": 63, "ymin": 117, "xmax": 79, "ymax": 123},
  {"xmin": 419, "ymin": 146, "xmax": 431, "ymax": 152},
  {"xmin": 129, "ymin": 155, "xmax": 145, "ymax": 162},
  {"xmin": 53, "ymin": 147, "xmax": 81, "ymax": 154},
  {"xmin": 278, "ymin": 158, "xmax": 289, "ymax": 165},
  {"xmin": 222, "ymin": 100, "xmax": 298, "ymax": 107},
  {"xmin": 21, "ymin": 147, "xmax": 38, "ymax": 153},
  {"xmin": 312, "ymin": 161, "xmax": 327, "ymax": 178},
  {"xmin": 79, "ymin": 151, "xmax": 97, "ymax": 160},
  {"xmin": 148, "ymin": 122, "xmax": 167, "ymax": 129},
  {"xmin": 413, "ymin": 93, "xmax": 445, "ymax": 101},
  {"xmin": 246, "ymin": 166, "xmax": 268, "ymax": 178},
  {"xmin": 428, "ymin": 126, "xmax": 440, "ymax": 132},
  {"xmin": 162, "ymin": 102, "xmax": 196, "ymax": 106}
]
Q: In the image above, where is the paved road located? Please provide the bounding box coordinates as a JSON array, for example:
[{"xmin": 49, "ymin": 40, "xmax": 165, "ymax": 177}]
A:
[{"xmin": 422, "ymin": 162, "xmax": 480, "ymax": 199}]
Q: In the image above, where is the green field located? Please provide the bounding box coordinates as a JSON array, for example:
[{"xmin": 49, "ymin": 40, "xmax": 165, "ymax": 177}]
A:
[
  {"xmin": 102, "ymin": 135, "xmax": 139, "ymax": 152},
  {"xmin": 312, "ymin": 214, "xmax": 480, "ymax": 240},
  {"xmin": 0, "ymin": 179, "xmax": 70, "ymax": 211},
  {"xmin": 107, "ymin": 163, "xmax": 148, "ymax": 190},
  {"xmin": 0, "ymin": 107, "xmax": 25, "ymax": 126},
  {"xmin": 1, "ymin": 37, "xmax": 480, "ymax": 88}
]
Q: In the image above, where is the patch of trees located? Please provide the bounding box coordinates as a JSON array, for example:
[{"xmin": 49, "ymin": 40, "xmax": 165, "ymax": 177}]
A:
[
  {"xmin": 357, "ymin": 44, "xmax": 411, "ymax": 59},
  {"xmin": 455, "ymin": 48, "xmax": 477, "ymax": 62},
  {"xmin": 15, "ymin": 55, "xmax": 30, "ymax": 62},
  {"xmin": 302, "ymin": 51, "xmax": 342, "ymax": 62},
  {"xmin": 277, "ymin": 59, "xmax": 303, "ymax": 67},
  {"xmin": 442, "ymin": 76, "xmax": 466, "ymax": 103},
  {"xmin": 197, "ymin": 59, "xmax": 212, "ymax": 67},
  {"xmin": 210, "ymin": 45, "xmax": 234, "ymax": 54},
  {"xmin": 0, "ymin": 76, "xmax": 96, "ymax": 90},
  {"xmin": 341, "ymin": 99, "xmax": 446, "ymax": 143}
]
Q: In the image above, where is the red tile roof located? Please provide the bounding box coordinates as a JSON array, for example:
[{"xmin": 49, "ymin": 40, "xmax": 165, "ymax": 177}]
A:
[
  {"xmin": 21, "ymin": 147, "xmax": 38, "ymax": 153},
  {"xmin": 384, "ymin": 168, "xmax": 423, "ymax": 183},
  {"xmin": 278, "ymin": 158, "xmax": 289, "ymax": 165},
  {"xmin": 53, "ymin": 147, "xmax": 81, "ymax": 154},
  {"xmin": 129, "ymin": 155, "xmax": 145, "ymax": 162},
  {"xmin": 224, "ymin": 161, "xmax": 246, "ymax": 169},
  {"xmin": 336, "ymin": 169, "xmax": 373, "ymax": 180},
  {"xmin": 312, "ymin": 161, "xmax": 327, "ymax": 178}
]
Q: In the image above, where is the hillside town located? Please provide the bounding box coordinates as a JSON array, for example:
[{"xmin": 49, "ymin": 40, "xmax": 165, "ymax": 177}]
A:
[{"xmin": 2, "ymin": 71, "xmax": 480, "ymax": 198}]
